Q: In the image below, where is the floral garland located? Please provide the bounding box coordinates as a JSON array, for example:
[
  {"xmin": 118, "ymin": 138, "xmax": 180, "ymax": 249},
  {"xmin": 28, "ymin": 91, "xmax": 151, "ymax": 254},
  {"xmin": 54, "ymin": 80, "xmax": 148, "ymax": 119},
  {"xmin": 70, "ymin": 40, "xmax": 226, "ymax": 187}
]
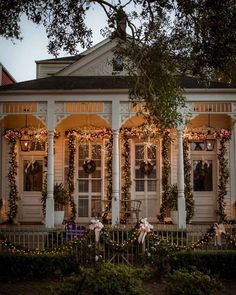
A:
[
  {"xmin": 5, "ymin": 128, "xmax": 60, "ymax": 143},
  {"xmin": 183, "ymin": 140, "xmax": 194, "ymax": 223},
  {"xmin": 159, "ymin": 131, "xmax": 171, "ymax": 222},
  {"xmin": 7, "ymin": 139, "xmax": 19, "ymax": 223},
  {"xmin": 67, "ymin": 135, "xmax": 76, "ymax": 221}
]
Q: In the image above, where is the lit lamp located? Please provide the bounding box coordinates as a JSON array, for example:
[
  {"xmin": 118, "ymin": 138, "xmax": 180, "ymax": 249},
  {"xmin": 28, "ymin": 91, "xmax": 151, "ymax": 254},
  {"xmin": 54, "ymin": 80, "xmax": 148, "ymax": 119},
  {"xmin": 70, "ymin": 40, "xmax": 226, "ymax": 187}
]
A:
[
  {"xmin": 205, "ymin": 113, "xmax": 215, "ymax": 151},
  {"xmin": 20, "ymin": 114, "xmax": 31, "ymax": 151},
  {"xmin": 20, "ymin": 132, "xmax": 31, "ymax": 151},
  {"xmin": 205, "ymin": 138, "xmax": 215, "ymax": 151}
]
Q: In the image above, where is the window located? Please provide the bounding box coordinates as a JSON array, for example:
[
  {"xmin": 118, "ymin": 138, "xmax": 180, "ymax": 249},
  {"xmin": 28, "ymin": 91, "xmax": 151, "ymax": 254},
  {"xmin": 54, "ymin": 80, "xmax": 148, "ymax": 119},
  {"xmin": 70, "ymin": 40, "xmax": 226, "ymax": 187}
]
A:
[
  {"xmin": 135, "ymin": 144, "xmax": 157, "ymax": 192},
  {"xmin": 193, "ymin": 160, "xmax": 213, "ymax": 191},
  {"xmin": 23, "ymin": 160, "xmax": 43, "ymax": 191},
  {"xmin": 112, "ymin": 55, "xmax": 124, "ymax": 72}
]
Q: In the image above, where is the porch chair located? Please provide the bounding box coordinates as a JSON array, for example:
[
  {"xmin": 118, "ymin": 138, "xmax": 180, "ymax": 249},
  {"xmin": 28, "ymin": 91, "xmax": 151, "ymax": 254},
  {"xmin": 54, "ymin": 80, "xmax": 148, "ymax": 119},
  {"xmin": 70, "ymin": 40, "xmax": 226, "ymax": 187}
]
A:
[{"xmin": 121, "ymin": 200, "xmax": 142, "ymax": 224}]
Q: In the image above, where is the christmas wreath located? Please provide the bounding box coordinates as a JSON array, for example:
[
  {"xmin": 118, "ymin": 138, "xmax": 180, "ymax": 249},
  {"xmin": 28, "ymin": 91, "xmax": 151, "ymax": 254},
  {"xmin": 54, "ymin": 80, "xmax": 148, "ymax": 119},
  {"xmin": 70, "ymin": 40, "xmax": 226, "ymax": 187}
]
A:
[
  {"xmin": 26, "ymin": 161, "xmax": 41, "ymax": 175},
  {"xmin": 140, "ymin": 161, "xmax": 154, "ymax": 176},
  {"xmin": 83, "ymin": 159, "xmax": 96, "ymax": 174}
]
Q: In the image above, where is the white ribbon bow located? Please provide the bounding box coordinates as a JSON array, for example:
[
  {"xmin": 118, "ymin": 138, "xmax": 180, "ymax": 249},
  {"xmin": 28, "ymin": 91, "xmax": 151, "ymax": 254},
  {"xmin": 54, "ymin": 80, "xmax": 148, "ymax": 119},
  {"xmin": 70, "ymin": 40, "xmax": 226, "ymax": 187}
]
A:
[
  {"xmin": 89, "ymin": 219, "xmax": 104, "ymax": 242},
  {"xmin": 138, "ymin": 218, "xmax": 153, "ymax": 244},
  {"xmin": 213, "ymin": 223, "xmax": 226, "ymax": 246}
]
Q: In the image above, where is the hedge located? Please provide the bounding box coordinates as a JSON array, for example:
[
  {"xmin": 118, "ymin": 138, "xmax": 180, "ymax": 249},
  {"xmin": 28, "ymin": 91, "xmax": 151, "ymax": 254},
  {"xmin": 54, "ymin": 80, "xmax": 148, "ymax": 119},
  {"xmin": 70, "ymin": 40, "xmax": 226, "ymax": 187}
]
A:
[
  {"xmin": 0, "ymin": 253, "xmax": 77, "ymax": 280},
  {"xmin": 170, "ymin": 251, "xmax": 236, "ymax": 278}
]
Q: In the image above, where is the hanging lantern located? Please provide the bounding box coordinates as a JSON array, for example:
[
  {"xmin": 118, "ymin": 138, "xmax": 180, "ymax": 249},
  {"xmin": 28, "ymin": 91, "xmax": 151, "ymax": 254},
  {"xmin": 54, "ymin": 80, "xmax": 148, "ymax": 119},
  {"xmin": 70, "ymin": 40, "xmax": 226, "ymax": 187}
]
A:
[
  {"xmin": 205, "ymin": 138, "xmax": 215, "ymax": 151},
  {"xmin": 20, "ymin": 131, "xmax": 32, "ymax": 151}
]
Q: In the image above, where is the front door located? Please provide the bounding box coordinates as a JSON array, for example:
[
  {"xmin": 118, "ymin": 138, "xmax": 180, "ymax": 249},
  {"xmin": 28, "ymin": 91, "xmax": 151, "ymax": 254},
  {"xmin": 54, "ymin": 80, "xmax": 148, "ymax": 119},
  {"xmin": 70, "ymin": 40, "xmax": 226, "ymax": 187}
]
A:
[
  {"xmin": 76, "ymin": 143, "xmax": 103, "ymax": 222},
  {"xmin": 132, "ymin": 142, "xmax": 160, "ymax": 222},
  {"xmin": 19, "ymin": 156, "xmax": 45, "ymax": 223},
  {"xmin": 191, "ymin": 142, "xmax": 217, "ymax": 222}
]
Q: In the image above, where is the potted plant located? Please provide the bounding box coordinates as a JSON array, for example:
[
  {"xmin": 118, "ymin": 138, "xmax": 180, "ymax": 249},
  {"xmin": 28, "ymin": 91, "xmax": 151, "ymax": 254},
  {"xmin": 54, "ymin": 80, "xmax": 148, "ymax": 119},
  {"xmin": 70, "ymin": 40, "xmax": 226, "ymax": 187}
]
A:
[
  {"xmin": 167, "ymin": 183, "xmax": 178, "ymax": 225},
  {"xmin": 41, "ymin": 183, "xmax": 69, "ymax": 225}
]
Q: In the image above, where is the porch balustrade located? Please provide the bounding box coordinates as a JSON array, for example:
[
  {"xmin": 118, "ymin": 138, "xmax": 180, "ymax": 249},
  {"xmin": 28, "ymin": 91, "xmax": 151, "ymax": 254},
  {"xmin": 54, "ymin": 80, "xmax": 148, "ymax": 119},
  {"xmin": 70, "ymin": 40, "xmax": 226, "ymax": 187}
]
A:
[{"xmin": 0, "ymin": 224, "xmax": 235, "ymax": 261}]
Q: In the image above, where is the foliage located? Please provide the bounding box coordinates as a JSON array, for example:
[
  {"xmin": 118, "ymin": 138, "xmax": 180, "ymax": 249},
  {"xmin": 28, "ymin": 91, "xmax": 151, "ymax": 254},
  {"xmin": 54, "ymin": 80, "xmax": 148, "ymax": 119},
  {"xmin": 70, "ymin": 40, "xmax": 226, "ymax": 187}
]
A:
[
  {"xmin": 170, "ymin": 251, "xmax": 236, "ymax": 279},
  {"xmin": 51, "ymin": 263, "xmax": 150, "ymax": 295},
  {"xmin": 159, "ymin": 131, "xmax": 171, "ymax": 221},
  {"xmin": 1, "ymin": 1, "xmax": 236, "ymax": 128},
  {"xmin": 167, "ymin": 184, "xmax": 178, "ymax": 211},
  {"xmin": 165, "ymin": 268, "xmax": 222, "ymax": 295},
  {"xmin": 41, "ymin": 183, "xmax": 69, "ymax": 211},
  {"xmin": 183, "ymin": 140, "xmax": 194, "ymax": 222},
  {"xmin": 0, "ymin": 253, "xmax": 77, "ymax": 280}
]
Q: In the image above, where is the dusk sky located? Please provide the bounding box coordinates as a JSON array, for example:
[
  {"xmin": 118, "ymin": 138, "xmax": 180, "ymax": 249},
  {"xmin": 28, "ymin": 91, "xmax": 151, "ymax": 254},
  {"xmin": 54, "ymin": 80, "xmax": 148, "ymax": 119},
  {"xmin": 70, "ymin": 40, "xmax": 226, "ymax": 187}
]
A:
[{"xmin": 0, "ymin": 5, "xmax": 107, "ymax": 82}]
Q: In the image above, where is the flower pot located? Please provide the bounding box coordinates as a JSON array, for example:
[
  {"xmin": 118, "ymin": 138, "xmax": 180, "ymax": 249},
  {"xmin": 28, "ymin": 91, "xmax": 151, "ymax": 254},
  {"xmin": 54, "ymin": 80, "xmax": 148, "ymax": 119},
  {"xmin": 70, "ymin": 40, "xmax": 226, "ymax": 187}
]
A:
[
  {"xmin": 54, "ymin": 210, "xmax": 64, "ymax": 225},
  {"xmin": 170, "ymin": 210, "xmax": 178, "ymax": 225}
]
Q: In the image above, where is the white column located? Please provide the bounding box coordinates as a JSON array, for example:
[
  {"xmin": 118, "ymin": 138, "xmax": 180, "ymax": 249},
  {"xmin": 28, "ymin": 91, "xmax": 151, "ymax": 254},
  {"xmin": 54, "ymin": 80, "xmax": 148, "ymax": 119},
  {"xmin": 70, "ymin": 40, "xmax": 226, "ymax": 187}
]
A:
[
  {"xmin": 177, "ymin": 124, "xmax": 186, "ymax": 229},
  {"xmin": 111, "ymin": 100, "xmax": 120, "ymax": 226},
  {"xmin": 112, "ymin": 129, "xmax": 120, "ymax": 226},
  {"xmin": 45, "ymin": 100, "xmax": 55, "ymax": 228},
  {"xmin": 45, "ymin": 130, "xmax": 54, "ymax": 228}
]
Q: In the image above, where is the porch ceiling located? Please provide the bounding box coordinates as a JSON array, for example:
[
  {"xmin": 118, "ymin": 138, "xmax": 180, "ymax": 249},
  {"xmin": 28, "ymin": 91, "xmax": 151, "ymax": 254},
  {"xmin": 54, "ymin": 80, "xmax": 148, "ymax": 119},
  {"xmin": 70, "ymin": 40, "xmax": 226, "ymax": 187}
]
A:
[
  {"xmin": 188, "ymin": 114, "xmax": 231, "ymax": 130},
  {"xmin": 0, "ymin": 114, "xmax": 45, "ymax": 128},
  {"xmin": 56, "ymin": 114, "xmax": 110, "ymax": 130}
]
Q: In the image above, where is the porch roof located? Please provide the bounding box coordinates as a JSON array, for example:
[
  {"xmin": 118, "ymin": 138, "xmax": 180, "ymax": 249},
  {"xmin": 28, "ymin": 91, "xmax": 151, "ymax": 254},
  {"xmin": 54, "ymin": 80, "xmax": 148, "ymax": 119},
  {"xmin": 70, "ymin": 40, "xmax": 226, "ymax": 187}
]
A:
[{"xmin": 0, "ymin": 75, "xmax": 235, "ymax": 92}]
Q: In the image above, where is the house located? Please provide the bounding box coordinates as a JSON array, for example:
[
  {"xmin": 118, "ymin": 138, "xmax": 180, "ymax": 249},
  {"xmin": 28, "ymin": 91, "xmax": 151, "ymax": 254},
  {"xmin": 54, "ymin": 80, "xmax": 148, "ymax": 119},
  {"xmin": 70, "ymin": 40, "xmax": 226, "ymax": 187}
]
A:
[
  {"xmin": 0, "ymin": 63, "xmax": 16, "ymax": 86},
  {"xmin": 0, "ymin": 38, "xmax": 236, "ymax": 229}
]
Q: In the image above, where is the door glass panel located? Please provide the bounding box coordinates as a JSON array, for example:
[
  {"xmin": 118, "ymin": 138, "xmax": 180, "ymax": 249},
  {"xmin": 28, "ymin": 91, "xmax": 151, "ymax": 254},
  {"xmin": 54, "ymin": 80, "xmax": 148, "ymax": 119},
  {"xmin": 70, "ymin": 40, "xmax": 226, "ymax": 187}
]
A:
[
  {"xmin": 78, "ymin": 180, "xmax": 88, "ymax": 192},
  {"xmin": 92, "ymin": 180, "xmax": 101, "ymax": 192},
  {"xmin": 193, "ymin": 160, "xmax": 213, "ymax": 191},
  {"xmin": 78, "ymin": 197, "xmax": 88, "ymax": 217},
  {"xmin": 23, "ymin": 160, "xmax": 43, "ymax": 191},
  {"xmin": 148, "ymin": 180, "xmax": 156, "ymax": 192}
]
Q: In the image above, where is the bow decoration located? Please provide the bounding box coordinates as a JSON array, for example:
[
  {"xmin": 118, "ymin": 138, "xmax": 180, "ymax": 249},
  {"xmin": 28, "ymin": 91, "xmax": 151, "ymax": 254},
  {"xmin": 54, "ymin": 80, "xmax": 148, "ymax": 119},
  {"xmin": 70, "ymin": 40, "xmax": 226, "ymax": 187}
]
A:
[
  {"xmin": 213, "ymin": 223, "xmax": 226, "ymax": 246},
  {"xmin": 89, "ymin": 219, "xmax": 104, "ymax": 242},
  {"xmin": 138, "ymin": 218, "xmax": 153, "ymax": 244}
]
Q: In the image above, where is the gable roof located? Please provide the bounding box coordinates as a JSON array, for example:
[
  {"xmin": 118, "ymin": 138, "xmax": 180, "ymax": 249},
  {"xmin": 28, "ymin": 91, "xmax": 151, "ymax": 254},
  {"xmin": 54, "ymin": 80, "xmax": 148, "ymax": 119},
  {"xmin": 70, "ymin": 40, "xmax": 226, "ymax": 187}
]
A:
[{"xmin": 0, "ymin": 76, "xmax": 234, "ymax": 92}]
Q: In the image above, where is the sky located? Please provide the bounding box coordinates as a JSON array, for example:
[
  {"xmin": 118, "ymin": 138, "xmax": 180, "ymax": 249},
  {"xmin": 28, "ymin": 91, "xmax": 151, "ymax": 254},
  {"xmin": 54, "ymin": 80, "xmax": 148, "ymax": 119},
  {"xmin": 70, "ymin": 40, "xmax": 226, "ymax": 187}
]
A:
[{"xmin": 0, "ymin": 5, "xmax": 107, "ymax": 82}]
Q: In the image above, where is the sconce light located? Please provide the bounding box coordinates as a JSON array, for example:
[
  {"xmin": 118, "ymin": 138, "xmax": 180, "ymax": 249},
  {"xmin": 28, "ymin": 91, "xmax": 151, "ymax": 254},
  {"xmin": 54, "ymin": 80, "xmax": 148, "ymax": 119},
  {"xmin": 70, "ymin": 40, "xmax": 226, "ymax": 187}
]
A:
[{"xmin": 20, "ymin": 114, "xmax": 32, "ymax": 151}]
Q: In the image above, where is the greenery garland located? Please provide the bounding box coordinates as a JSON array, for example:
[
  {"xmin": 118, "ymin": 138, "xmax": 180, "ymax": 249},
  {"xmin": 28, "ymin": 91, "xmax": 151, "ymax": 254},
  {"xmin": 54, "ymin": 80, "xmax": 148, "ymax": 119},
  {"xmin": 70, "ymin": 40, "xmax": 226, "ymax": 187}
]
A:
[
  {"xmin": 105, "ymin": 136, "xmax": 113, "ymax": 204},
  {"xmin": 217, "ymin": 137, "xmax": 230, "ymax": 222},
  {"xmin": 67, "ymin": 135, "xmax": 76, "ymax": 221},
  {"xmin": 7, "ymin": 140, "xmax": 19, "ymax": 223},
  {"xmin": 159, "ymin": 131, "xmax": 171, "ymax": 222},
  {"xmin": 183, "ymin": 140, "xmax": 194, "ymax": 223},
  {"xmin": 121, "ymin": 134, "xmax": 132, "ymax": 214},
  {"xmin": 1, "ymin": 223, "xmax": 236, "ymax": 256}
]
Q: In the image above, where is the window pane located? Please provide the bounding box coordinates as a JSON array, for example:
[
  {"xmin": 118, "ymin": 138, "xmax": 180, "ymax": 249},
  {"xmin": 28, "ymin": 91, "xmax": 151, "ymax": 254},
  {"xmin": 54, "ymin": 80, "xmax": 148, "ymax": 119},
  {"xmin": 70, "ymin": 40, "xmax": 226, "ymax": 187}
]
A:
[
  {"xmin": 24, "ymin": 160, "xmax": 43, "ymax": 191},
  {"xmin": 193, "ymin": 160, "xmax": 213, "ymax": 191},
  {"xmin": 79, "ymin": 145, "xmax": 89, "ymax": 159},
  {"xmin": 78, "ymin": 169, "xmax": 88, "ymax": 178},
  {"xmin": 135, "ymin": 169, "xmax": 145, "ymax": 178},
  {"xmin": 135, "ymin": 180, "xmax": 144, "ymax": 192},
  {"xmin": 78, "ymin": 180, "xmax": 88, "ymax": 192},
  {"xmin": 191, "ymin": 142, "xmax": 204, "ymax": 151},
  {"xmin": 78, "ymin": 197, "xmax": 88, "ymax": 217},
  {"xmin": 92, "ymin": 180, "xmax": 101, "ymax": 192},
  {"xmin": 92, "ymin": 145, "xmax": 101, "ymax": 159},
  {"xmin": 147, "ymin": 168, "xmax": 156, "ymax": 178},
  {"xmin": 91, "ymin": 197, "xmax": 101, "ymax": 217},
  {"xmin": 135, "ymin": 145, "xmax": 144, "ymax": 159},
  {"xmin": 30, "ymin": 142, "xmax": 46, "ymax": 151},
  {"xmin": 148, "ymin": 180, "xmax": 156, "ymax": 192},
  {"xmin": 92, "ymin": 170, "xmax": 101, "ymax": 178},
  {"xmin": 148, "ymin": 146, "xmax": 156, "ymax": 159}
]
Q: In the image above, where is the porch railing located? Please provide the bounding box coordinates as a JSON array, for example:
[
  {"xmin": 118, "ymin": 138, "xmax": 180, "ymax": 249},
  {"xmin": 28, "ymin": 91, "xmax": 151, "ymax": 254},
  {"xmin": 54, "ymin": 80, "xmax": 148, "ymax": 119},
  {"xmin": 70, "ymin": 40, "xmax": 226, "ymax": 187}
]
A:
[{"xmin": 1, "ymin": 224, "xmax": 235, "ymax": 265}]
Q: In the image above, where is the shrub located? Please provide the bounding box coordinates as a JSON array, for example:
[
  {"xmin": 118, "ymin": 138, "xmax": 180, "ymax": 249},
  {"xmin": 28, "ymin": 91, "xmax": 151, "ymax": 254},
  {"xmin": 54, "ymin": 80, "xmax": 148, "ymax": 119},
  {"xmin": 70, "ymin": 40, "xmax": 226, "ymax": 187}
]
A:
[
  {"xmin": 165, "ymin": 269, "xmax": 222, "ymax": 295},
  {"xmin": 0, "ymin": 253, "xmax": 77, "ymax": 280},
  {"xmin": 51, "ymin": 263, "xmax": 150, "ymax": 295},
  {"xmin": 170, "ymin": 251, "xmax": 236, "ymax": 278}
]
